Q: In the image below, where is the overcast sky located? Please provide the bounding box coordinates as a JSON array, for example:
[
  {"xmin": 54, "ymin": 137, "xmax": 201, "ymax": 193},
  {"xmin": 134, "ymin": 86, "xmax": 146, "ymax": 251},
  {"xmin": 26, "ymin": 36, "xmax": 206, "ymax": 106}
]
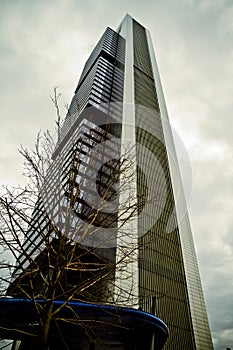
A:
[{"xmin": 0, "ymin": 0, "xmax": 232, "ymax": 349}]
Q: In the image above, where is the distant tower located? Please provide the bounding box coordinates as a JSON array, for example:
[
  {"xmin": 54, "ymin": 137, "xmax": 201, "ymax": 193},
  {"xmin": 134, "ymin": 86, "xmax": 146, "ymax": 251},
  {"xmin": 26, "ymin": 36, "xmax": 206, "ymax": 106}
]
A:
[{"xmin": 10, "ymin": 14, "xmax": 213, "ymax": 349}]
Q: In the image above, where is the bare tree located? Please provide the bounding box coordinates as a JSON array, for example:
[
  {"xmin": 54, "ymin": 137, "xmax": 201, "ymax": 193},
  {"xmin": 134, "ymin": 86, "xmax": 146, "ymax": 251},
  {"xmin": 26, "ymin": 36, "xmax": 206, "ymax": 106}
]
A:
[{"xmin": 0, "ymin": 90, "xmax": 144, "ymax": 349}]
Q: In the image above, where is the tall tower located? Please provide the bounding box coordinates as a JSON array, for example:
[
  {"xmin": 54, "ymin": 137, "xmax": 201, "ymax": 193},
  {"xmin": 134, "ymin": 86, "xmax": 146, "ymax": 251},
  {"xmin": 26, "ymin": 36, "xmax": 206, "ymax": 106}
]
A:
[
  {"xmin": 8, "ymin": 14, "xmax": 213, "ymax": 349},
  {"xmin": 114, "ymin": 15, "xmax": 213, "ymax": 349}
]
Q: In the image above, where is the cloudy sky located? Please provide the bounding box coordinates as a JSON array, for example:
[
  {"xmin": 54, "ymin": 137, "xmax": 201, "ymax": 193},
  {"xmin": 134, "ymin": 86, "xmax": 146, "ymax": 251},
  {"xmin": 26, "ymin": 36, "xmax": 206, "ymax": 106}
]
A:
[{"xmin": 0, "ymin": 0, "xmax": 232, "ymax": 348}]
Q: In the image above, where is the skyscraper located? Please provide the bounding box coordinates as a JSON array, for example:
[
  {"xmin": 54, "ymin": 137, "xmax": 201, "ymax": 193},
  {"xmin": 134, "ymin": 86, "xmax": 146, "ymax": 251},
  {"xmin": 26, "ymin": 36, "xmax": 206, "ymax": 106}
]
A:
[{"xmin": 8, "ymin": 14, "xmax": 213, "ymax": 349}]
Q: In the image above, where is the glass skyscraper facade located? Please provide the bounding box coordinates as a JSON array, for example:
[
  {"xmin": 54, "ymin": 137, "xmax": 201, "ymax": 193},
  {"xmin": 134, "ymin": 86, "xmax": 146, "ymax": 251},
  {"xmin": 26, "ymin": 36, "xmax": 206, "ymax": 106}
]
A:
[{"xmin": 9, "ymin": 14, "xmax": 213, "ymax": 349}]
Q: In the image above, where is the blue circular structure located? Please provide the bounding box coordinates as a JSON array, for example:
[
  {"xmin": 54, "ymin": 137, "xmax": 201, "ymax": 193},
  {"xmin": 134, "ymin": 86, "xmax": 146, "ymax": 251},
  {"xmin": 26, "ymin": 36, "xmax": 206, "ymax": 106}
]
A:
[{"xmin": 0, "ymin": 298, "xmax": 168, "ymax": 349}]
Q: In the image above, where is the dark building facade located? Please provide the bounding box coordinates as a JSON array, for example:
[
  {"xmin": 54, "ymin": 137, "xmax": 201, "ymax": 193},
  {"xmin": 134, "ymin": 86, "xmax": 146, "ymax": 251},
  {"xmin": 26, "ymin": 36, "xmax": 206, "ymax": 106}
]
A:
[{"xmin": 9, "ymin": 14, "xmax": 213, "ymax": 349}]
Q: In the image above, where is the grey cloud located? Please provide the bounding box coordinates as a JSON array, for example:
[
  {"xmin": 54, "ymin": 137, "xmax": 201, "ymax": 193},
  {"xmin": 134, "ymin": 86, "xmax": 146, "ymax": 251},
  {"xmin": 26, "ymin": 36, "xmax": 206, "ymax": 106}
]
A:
[{"xmin": 0, "ymin": 1, "xmax": 232, "ymax": 348}]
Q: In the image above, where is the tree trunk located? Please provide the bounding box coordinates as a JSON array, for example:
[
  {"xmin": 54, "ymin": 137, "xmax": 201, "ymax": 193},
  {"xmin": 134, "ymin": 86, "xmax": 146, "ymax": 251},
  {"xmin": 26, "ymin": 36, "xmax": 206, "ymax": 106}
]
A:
[{"xmin": 39, "ymin": 301, "xmax": 53, "ymax": 350}]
